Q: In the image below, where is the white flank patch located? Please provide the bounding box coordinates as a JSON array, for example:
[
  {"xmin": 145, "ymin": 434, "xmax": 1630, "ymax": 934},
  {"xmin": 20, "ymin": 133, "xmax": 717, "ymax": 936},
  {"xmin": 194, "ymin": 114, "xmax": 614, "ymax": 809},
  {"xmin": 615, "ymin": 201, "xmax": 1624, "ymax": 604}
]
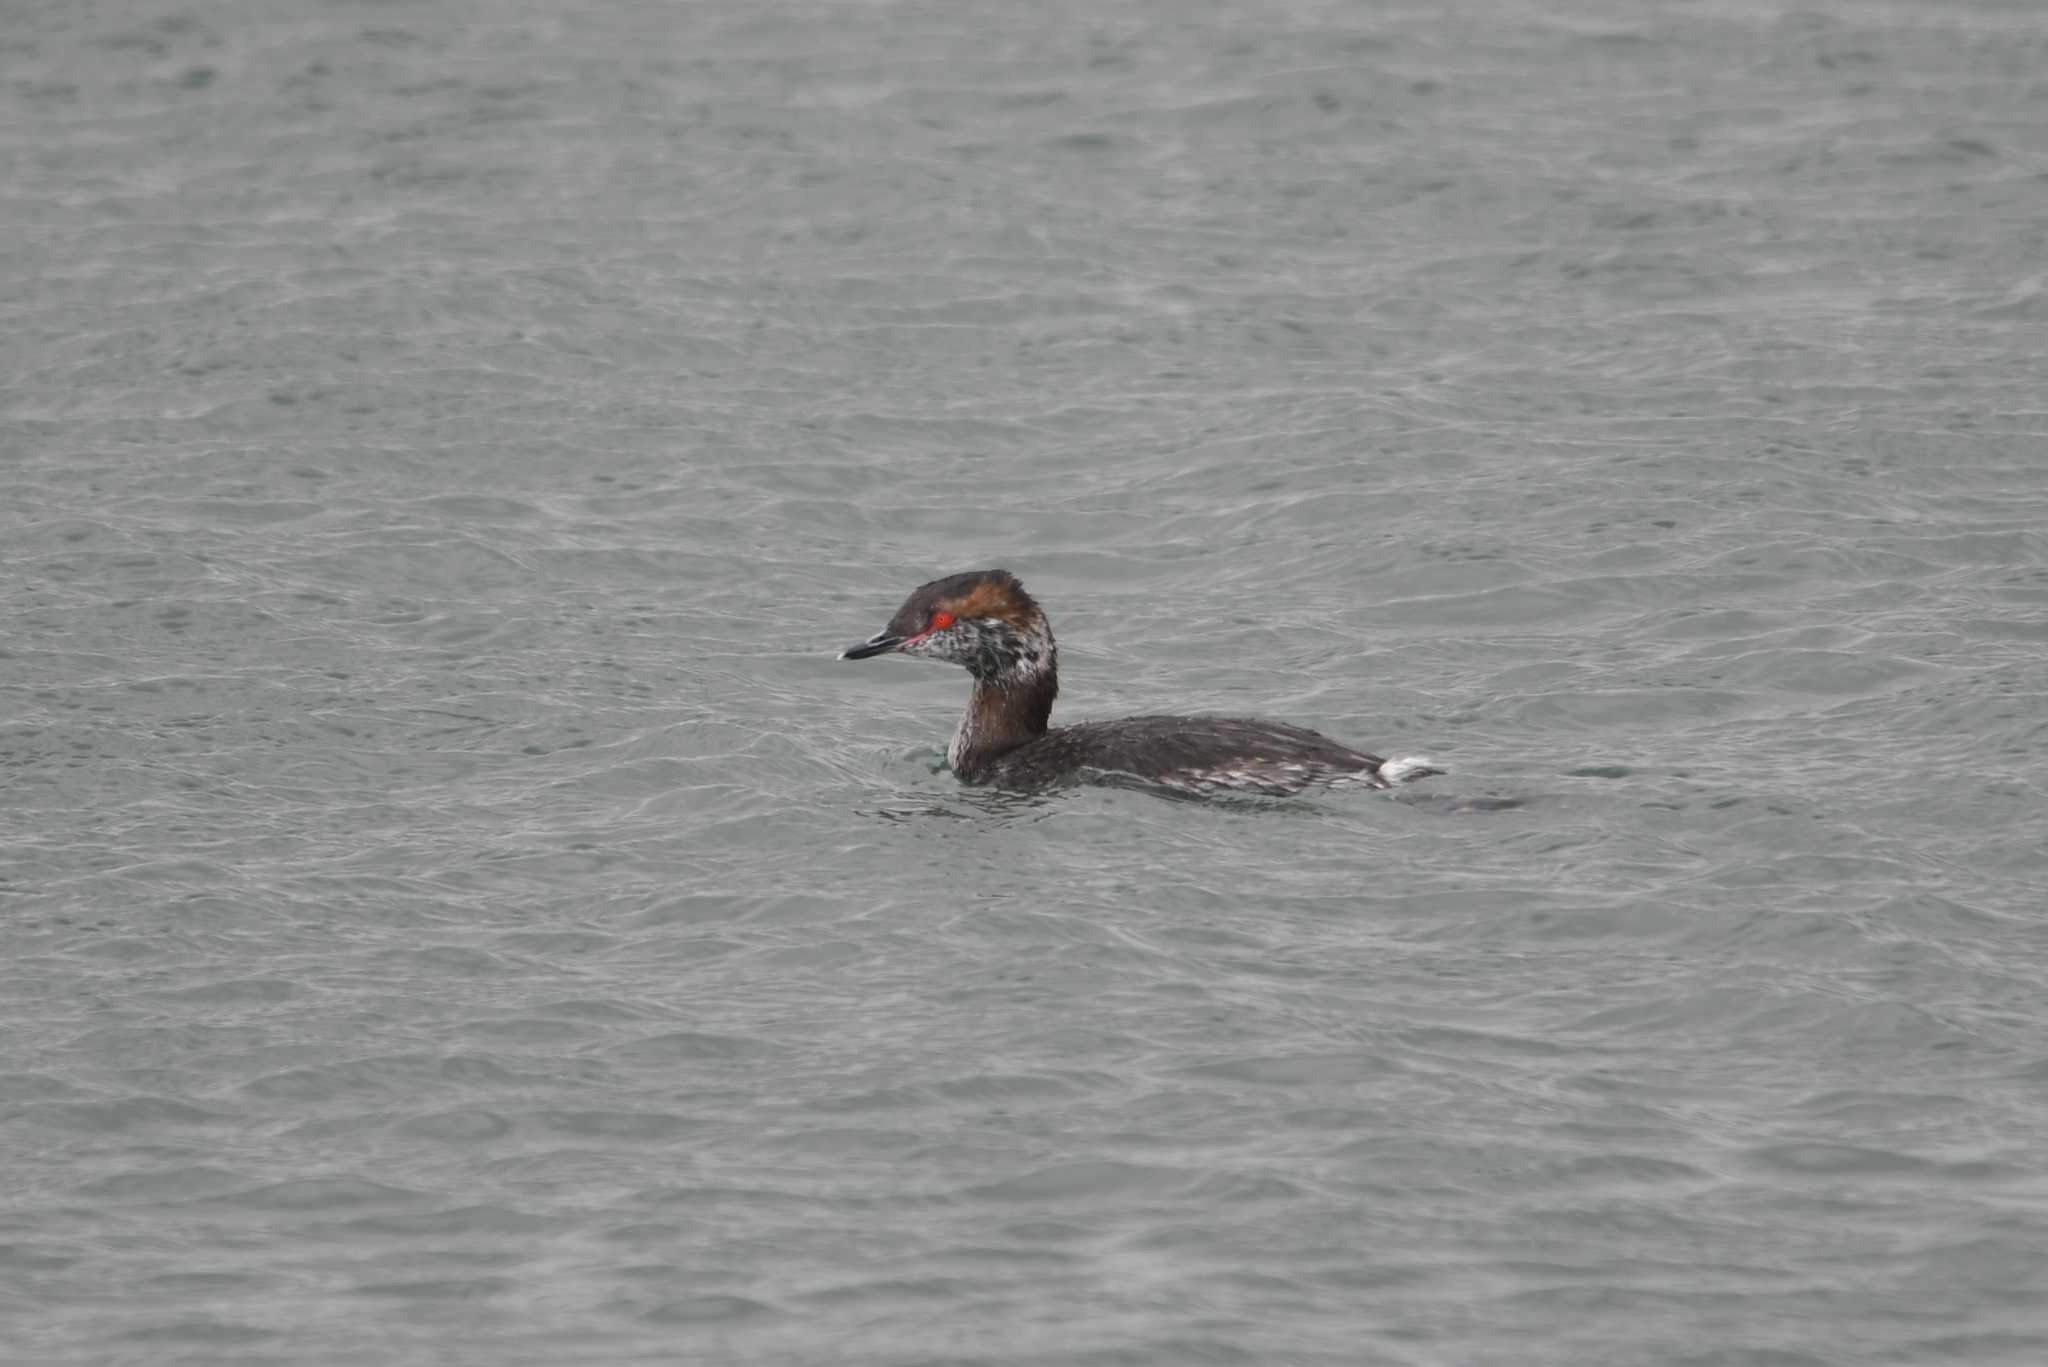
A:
[{"xmin": 1378, "ymin": 756, "xmax": 1439, "ymax": 785}]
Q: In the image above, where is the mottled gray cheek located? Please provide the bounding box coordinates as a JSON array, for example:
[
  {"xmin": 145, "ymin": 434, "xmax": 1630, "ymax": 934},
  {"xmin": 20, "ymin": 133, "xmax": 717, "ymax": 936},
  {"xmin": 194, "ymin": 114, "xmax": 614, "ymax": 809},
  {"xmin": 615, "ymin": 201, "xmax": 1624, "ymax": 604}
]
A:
[
  {"xmin": 899, "ymin": 619, "xmax": 1040, "ymax": 679},
  {"xmin": 900, "ymin": 629, "xmax": 974, "ymax": 666},
  {"xmin": 971, "ymin": 621, "xmax": 1031, "ymax": 677}
]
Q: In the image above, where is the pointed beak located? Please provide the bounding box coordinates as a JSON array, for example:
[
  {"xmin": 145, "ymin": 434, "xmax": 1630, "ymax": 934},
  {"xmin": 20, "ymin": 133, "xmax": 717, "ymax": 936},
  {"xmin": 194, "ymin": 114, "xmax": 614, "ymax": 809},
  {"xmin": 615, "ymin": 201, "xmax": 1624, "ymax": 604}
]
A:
[{"xmin": 839, "ymin": 632, "xmax": 904, "ymax": 661}]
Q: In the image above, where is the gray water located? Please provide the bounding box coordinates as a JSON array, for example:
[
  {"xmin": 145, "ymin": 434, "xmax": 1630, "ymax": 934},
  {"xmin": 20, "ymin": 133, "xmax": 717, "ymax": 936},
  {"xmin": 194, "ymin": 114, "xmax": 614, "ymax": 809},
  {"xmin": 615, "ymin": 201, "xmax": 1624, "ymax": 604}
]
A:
[{"xmin": 5, "ymin": 2, "xmax": 2047, "ymax": 1363}]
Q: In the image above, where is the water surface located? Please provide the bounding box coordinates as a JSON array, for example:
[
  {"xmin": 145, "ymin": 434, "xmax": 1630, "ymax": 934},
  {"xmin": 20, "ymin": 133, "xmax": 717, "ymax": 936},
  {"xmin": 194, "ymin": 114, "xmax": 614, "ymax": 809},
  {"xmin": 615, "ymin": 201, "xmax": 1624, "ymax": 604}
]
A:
[{"xmin": 4, "ymin": 2, "xmax": 2047, "ymax": 1363}]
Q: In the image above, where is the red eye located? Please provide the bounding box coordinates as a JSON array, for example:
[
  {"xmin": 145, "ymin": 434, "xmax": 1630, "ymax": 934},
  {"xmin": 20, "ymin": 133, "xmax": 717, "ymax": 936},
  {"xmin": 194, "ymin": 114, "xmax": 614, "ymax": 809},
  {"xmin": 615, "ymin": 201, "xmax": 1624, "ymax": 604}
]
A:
[{"xmin": 928, "ymin": 610, "xmax": 954, "ymax": 631}]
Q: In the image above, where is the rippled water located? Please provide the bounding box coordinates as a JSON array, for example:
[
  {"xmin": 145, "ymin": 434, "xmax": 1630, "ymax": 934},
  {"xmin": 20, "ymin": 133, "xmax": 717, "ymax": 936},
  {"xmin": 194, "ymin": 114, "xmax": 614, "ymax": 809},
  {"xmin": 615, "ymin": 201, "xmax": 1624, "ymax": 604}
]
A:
[{"xmin": 5, "ymin": 2, "xmax": 2047, "ymax": 1363}]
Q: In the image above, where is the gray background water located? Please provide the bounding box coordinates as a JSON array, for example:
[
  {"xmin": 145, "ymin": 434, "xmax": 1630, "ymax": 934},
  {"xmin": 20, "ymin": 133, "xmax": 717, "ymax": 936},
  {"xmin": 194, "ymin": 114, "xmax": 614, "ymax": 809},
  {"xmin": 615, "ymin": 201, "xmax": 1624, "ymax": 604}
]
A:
[{"xmin": 4, "ymin": 1, "xmax": 2046, "ymax": 1363}]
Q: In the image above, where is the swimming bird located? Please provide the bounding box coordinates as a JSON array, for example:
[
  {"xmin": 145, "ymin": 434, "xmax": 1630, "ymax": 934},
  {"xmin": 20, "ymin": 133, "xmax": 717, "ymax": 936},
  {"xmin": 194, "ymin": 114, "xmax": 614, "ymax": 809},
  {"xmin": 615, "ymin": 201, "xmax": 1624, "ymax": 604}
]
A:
[{"xmin": 840, "ymin": 569, "xmax": 1441, "ymax": 797}]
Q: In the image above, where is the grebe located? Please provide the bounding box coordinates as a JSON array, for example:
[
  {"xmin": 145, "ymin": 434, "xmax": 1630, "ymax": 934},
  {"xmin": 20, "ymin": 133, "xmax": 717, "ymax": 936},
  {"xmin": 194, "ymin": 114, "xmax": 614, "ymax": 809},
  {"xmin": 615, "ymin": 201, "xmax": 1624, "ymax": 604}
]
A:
[{"xmin": 839, "ymin": 569, "xmax": 1441, "ymax": 797}]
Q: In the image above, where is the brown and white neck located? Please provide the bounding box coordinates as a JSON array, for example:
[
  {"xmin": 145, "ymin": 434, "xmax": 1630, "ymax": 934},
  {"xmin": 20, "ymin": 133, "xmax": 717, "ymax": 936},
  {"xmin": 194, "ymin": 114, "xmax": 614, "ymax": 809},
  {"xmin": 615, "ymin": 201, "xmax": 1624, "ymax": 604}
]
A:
[{"xmin": 945, "ymin": 623, "xmax": 1058, "ymax": 772}]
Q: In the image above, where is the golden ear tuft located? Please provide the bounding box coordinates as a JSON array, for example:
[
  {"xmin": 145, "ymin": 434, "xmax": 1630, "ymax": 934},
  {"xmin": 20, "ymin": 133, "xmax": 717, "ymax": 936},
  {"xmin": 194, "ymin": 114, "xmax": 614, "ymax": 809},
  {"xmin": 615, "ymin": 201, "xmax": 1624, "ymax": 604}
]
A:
[{"xmin": 956, "ymin": 580, "xmax": 1018, "ymax": 620}]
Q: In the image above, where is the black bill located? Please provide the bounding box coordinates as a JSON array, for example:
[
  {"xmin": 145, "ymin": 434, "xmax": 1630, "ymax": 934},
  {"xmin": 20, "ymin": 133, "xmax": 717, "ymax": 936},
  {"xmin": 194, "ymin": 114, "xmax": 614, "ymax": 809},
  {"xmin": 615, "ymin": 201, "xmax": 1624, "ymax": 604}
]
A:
[{"xmin": 839, "ymin": 633, "xmax": 903, "ymax": 660}]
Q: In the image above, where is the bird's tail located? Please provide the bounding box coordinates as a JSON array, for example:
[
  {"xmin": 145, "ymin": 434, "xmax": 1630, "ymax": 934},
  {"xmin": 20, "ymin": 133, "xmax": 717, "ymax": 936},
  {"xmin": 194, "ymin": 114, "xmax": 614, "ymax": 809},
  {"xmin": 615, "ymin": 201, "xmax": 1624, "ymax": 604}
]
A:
[{"xmin": 1377, "ymin": 755, "xmax": 1443, "ymax": 785}]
